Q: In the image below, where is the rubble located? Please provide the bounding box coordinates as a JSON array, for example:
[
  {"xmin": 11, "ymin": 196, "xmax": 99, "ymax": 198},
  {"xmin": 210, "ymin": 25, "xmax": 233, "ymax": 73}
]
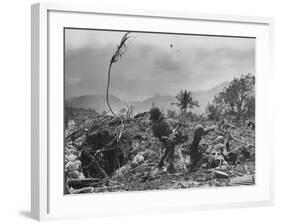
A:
[{"xmin": 64, "ymin": 112, "xmax": 255, "ymax": 194}]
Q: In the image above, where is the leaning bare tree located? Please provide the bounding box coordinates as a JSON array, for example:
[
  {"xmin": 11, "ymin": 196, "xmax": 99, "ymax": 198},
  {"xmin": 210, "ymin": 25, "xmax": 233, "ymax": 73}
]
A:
[
  {"xmin": 105, "ymin": 32, "xmax": 131, "ymax": 142},
  {"xmin": 106, "ymin": 32, "xmax": 131, "ymax": 116}
]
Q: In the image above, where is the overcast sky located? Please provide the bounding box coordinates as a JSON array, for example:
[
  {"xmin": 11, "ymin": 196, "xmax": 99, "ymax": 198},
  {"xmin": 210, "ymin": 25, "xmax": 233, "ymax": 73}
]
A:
[{"xmin": 65, "ymin": 29, "xmax": 255, "ymax": 101}]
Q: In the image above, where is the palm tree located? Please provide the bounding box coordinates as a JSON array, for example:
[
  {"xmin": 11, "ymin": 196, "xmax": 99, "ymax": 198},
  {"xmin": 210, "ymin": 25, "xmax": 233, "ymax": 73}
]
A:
[{"xmin": 171, "ymin": 90, "xmax": 199, "ymax": 115}]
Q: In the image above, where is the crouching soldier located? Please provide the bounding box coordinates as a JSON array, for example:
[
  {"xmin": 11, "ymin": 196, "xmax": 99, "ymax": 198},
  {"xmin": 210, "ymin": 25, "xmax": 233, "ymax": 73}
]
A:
[
  {"xmin": 149, "ymin": 107, "xmax": 181, "ymax": 173},
  {"xmin": 187, "ymin": 124, "xmax": 216, "ymax": 171}
]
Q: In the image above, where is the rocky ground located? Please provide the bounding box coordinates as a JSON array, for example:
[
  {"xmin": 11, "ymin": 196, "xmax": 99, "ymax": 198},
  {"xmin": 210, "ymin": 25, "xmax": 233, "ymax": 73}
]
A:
[{"xmin": 64, "ymin": 110, "xmax": 255, "ymax": 194}]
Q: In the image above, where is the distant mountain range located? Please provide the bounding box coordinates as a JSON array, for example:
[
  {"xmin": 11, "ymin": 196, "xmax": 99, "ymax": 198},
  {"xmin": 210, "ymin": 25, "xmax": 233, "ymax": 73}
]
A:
[
  {"xmin": 66, "ymin": 95, "xmax": 123, "ymax": 112},
  {"xmin": 65, "ymin": 81, "xmax": 230, "ymax": 114}
]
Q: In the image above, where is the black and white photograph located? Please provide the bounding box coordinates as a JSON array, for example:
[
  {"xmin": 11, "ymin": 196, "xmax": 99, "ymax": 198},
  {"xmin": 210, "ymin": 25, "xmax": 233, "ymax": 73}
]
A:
[{"xmin": 64, "ymin": 28, "xmax": 256, "ymax": 194}]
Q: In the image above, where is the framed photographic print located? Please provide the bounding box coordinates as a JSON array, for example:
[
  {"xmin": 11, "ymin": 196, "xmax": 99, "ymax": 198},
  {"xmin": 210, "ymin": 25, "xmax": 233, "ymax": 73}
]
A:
[{"xmin": 31, "ymin": 2, "xmax": 274, "ymax": 221}]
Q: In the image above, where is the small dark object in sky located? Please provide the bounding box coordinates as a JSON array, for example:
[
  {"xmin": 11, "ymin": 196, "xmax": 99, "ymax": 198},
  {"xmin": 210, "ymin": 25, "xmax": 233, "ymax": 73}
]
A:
[{"xmin": 170, "ymin": 44, "xmax": 173, "ymax": 48}]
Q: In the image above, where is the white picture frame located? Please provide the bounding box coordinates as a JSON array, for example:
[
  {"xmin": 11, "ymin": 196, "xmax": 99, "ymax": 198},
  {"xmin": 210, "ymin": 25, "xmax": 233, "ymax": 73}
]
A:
[{"xmin": 31, "ymin": 2, "xmax": 274, "ymax": 221}]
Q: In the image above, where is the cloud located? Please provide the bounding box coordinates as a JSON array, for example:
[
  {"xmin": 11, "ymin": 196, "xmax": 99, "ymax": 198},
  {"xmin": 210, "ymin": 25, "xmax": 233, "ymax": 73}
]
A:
[
  {"xmin": 154, "ymin": 54, "xmax": 182, "ymax": 71},
  {"xmin": 65, "ymin": 29, "xmax": 255, "ymax": 101}
]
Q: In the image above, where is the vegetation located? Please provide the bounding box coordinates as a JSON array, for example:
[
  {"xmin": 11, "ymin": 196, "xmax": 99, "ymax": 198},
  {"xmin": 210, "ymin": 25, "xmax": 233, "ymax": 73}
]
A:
[
  {"xmin": 119, "ymin": 105, "xmax": 135, "ymax": 118},
  {"xmin": 171, "ymin": 89, "xmax": 199, "ymax": 114},
  {"xmin": 206, "ymin": 103, "xmax": 221, "ymax": 121},
  {"xmin": 213, "ymin": 73, "xmax": 255, "ymax": 120},
  {"xmin": 166, "ymin": 109, "xmax": 177, "ymax": 119}
]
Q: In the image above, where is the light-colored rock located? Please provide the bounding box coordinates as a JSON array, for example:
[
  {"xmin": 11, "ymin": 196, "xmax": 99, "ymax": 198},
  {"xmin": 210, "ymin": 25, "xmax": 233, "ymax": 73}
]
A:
[
  {"xmin": 215, "ymin": 136, "xmax": 224, "ymax": 144},
  {"xmin": 113, "ymin": 164, "xmax": 131, "ymax": 178},
  {"xmin": 213, "ymin": 143, "xmax": 224, "ymax": 151},
  {"xmin": 66, "ymin": 154, "xmax": 78, "ymax": 162},
  {"xmin": 65, "ymin": 160, "xmax": 81, "ymax": 171},
  {"xmin": 215, "ymin": 164, "xmax": 228, "ymax": 171},
  {"xmin": 132, "ymin": 152, "xmax": 145, "ymax": 166},
  {"xmin": 142, "ymin": 149, "xmax": 157, "ymax": 160},
  {"xmin": 67, "ymin": 170, "xmax": 85, "ymax": 179}
]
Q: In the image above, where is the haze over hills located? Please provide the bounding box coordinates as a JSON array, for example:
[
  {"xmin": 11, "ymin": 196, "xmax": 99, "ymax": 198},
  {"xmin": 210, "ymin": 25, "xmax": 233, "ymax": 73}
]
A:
[
  {"xmin": 66, "ymin": 95, "xmax": 124, "ymax": 113},
  {"xmin": 65, "ymin": 81, "xmax": 230, "ymax": 114}
]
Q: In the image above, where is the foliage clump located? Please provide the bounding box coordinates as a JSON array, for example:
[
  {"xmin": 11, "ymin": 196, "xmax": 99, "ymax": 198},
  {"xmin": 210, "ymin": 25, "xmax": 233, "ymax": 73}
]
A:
[
  {"xmin": 171, "ymin": 89, "xmax": 199, "ymax": 114},
  {"xmin": 213, "ymin": 73, "xmax": 255, "ymax": 120}
]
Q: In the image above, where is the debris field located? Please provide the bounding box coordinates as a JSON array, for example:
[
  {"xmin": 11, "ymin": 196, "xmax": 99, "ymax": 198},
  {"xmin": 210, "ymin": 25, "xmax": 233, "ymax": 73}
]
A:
[{"xmin": 64, "ymin": 110, "xmax": 255, "ymax": 194}]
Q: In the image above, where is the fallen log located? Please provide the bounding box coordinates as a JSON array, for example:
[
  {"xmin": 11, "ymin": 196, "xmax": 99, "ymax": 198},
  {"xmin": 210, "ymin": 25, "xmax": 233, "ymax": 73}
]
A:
[
  {"xmin": 70, "ymin": 186, "xmax": 94, "ymax": 194},
  {"xmin": 67, "ymin": 178, "xmax": 103, "ymax": 189},
  {"xmin": 214, "ymin": 170, "xmax": 229, "ymax": 179}
]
